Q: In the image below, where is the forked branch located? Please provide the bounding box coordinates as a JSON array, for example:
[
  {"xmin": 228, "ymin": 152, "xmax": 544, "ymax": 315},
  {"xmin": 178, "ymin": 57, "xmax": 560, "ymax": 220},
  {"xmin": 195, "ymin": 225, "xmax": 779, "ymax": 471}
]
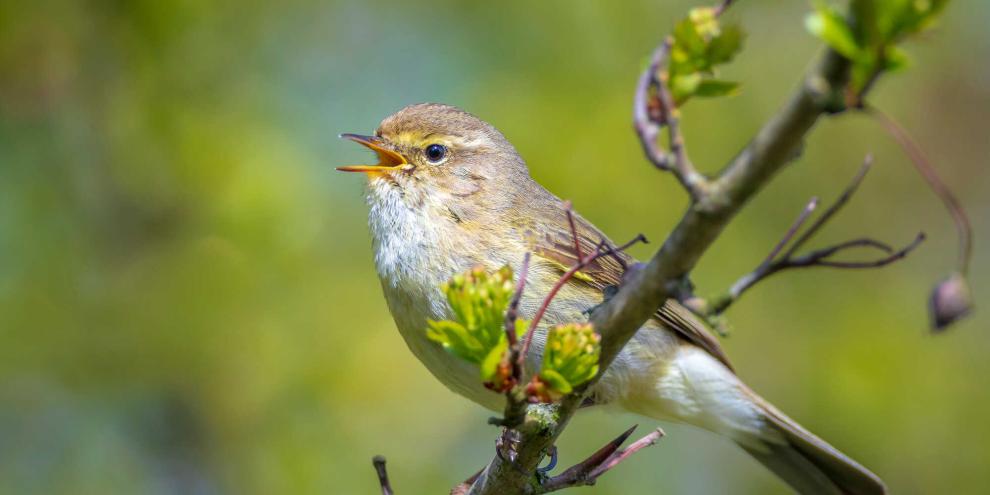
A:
[
  {"xmin": 701, "ymin": 155, "xmax": 926, "ymax": 316},
  {"xmin": 539, "ymin": 426, "xmax": 665, "ymax": 492}
]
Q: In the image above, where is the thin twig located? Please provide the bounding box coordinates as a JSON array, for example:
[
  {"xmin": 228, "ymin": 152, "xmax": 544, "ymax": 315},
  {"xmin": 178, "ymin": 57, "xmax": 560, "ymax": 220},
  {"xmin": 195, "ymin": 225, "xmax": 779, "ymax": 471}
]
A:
[
  {"xmin": 587, "ymin": 429, "xmax": 665, "ymax": 480},
  {"xmin": 760, "ymin": 197, "xmax": 819, "ymax": 269},
  {"xmin": 505, "ymin": 252, "xmax": 531, "ymax": 348},
  {"xmin": 633, "ymin": 37, "xmax": 707, "ymax": 198},
  {"xmin": 794, "ymin": 232, "xmax": 925, "ymax": 268},
  {"xmin": 372, "ymin": 455, "xmax": 394, "ymax": 495},
  {"xmin": 633, "ymin": 41, "xmax": 673, "ymax": 170},
  {"xmin": 539, "ymin": 426, "xmax": 665, "ymax": 492},
  {"xmin": 545, "ymin": 425, "xmax": 637, "ymax": 488},
  {"xmin": 727, "ymin": 233, "xmax": 923, "ymax": 299},
  {"xmin": 518, "ymin": 206, "xmax": 647, "ymax": 363},
  {"xmin": 631, "ymin": 0, "xmax": 736, "ymax": 199},
  {"xmin": 784, "ymin": 155, "xmax": 872, "ymax": 258},
  {"xmin": 707, "ymin": 155, "xmax": 925, "ymax": 314},
  {"xmin": 656, "ymin": 57, "xmax": 706, "ymax": 197},
  {"xmin": 499, "ymin": 251, "xmax": 532, "ymax": 389},
  {"xmin": 865, "ymin": 105, "xmax": 972, "ymax": 274}
]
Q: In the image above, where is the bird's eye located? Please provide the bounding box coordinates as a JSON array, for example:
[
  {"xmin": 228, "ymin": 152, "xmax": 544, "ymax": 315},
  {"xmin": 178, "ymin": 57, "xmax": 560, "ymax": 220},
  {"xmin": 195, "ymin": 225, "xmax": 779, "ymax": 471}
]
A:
[{"xmin": 424, "ymin": 144, "xmax": 447, "ymax": 163}]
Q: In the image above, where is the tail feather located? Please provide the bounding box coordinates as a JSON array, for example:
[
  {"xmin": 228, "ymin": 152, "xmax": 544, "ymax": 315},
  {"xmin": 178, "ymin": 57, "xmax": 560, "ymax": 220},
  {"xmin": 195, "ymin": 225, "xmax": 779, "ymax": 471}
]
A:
[
  {"xmin": 743, "ymin": 391, "xmax": 887, "ymax": 495},
  {"xmin": 628, "ymin": 345, "xmax": 887, "ymax": 494}
]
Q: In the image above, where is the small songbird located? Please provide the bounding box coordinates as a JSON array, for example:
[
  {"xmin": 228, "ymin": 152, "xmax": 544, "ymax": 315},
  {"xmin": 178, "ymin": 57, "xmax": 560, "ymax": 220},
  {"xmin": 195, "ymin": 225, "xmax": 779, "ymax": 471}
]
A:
[{"xmin": 338, "ymin": 103, "xmax": 886, "ymax": 494}]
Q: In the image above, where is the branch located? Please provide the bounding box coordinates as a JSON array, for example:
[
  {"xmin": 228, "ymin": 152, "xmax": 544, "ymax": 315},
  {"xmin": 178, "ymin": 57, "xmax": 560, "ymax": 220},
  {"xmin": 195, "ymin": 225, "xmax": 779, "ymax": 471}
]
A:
[
  {"xmin": 467, "ymin": 2, "xmax": 913, "ymax": 493},
  {"xmin": 699, "ymin": 155, "xmax": 925, "ymax": 315},
  {"xmin": 633, "ymin": 38, "xmax": 707, "ymax": 198},
  {"xmin": 372, "ymin": 455, "xmax": 394, "ymax": 495},
  {"xmin": 489, "ymin": 251, "xmax": 534, "ymax": 428},
  {"xmin": 504, "ymin": 251, "xmax": 531, "ymax": 376},
  {"xmin": 493, "ymin": 208, "xmax": 645, "ymax": 430},
  {"xmin": 633, "ymin": 41, "xmax": 673, "ymax": 170},
  {"xmin": 518, "ymin": 204, "xmax": 647, "ymax": 363},
  {"xmin": 539, "ymin": 426, "xmax": 664, "ymax": 493}
]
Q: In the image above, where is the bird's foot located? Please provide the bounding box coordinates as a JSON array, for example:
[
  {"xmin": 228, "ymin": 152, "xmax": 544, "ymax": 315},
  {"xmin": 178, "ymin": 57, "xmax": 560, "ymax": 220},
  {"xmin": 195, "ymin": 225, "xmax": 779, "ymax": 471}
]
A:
[{"xmin": 535, "ymin": 445, "xmax": 558, "ymax": 483}]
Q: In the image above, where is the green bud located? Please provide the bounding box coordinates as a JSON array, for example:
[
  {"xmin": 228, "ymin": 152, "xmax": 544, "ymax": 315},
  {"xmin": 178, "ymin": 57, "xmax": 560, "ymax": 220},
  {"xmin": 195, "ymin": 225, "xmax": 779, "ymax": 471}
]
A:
[
  {"xmin": 425, "ymin": 265, "xmax": 525, "ymax": 389},
  {"xmin": 527, "ymin": 323, "xmax": 601, "ymax": 403}
]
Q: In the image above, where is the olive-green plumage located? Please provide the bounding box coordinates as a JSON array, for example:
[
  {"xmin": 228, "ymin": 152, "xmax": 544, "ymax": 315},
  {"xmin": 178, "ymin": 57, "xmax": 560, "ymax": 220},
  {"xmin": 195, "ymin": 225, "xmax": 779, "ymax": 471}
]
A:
[{"xmin": 339, "ymin": 103, "xmax": 887, "ymax": 494}]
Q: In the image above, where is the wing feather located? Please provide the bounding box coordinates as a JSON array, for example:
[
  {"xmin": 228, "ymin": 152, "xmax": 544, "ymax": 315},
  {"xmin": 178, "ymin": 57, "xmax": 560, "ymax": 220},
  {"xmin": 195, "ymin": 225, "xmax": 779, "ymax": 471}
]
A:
[{"xmin": 531, "ymin": 211, "xmax": 735, "ymax": 372}]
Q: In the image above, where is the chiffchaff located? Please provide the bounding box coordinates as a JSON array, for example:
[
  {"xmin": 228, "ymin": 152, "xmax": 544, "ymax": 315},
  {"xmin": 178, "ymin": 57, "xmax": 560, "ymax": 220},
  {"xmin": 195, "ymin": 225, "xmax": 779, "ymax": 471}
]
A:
[{"xmin": 338, "ymin": 103, "xmax": 886, "ymax": 494}]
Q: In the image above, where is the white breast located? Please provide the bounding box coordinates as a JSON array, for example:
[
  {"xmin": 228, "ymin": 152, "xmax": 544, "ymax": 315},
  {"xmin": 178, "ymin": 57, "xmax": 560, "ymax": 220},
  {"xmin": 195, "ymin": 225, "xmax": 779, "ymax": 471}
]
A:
[{"xmin": 366, "ymin": 178, "xmax": 507, "ymax": 410}]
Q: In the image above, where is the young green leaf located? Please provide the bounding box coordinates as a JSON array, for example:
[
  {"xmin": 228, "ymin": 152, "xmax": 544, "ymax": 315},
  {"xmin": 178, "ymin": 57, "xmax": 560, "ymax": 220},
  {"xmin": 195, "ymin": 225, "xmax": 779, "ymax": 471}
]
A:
[
  {"xmin": 806, "ymin": 0, "xmax": 951, "ymax": 96},
  {"xmin": 667, "ymin": 7, "xmax": 745, "ymax": 105},
  {"xmin": 806, "ymin": 3, "xmax": 862, "ymax": 60},
  {"xmin": 706, "ymin": 25, "xmax": 745, "ymax": 66},
  {"xmin": 425, "ymin": 265, "xmax": 525, "ymax": 390},
  {"xmin": 694, "ymin": 79, "xmax": 741, "ymax": 98}
]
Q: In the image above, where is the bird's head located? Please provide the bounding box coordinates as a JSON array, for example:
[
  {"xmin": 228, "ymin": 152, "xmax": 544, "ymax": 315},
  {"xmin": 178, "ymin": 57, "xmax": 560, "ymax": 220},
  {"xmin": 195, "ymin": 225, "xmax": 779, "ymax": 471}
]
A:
[{"xmin": 338, "ymin": 103, "xmax": 531, "ymax": 216}]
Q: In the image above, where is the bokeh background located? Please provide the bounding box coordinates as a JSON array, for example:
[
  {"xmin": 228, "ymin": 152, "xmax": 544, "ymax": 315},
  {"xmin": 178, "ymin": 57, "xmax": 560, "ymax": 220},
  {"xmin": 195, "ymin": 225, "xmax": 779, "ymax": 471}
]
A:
[{"xmin": 1, "ymin": 0, "xmax": 988, "ymax": 493}]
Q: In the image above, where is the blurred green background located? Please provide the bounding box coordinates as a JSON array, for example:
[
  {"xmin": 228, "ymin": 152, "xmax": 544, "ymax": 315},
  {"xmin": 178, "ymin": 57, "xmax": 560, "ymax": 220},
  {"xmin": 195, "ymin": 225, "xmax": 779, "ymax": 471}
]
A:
[{"xmin": 1, "ymin": 0, "xmax": 987, "ymax": 493}]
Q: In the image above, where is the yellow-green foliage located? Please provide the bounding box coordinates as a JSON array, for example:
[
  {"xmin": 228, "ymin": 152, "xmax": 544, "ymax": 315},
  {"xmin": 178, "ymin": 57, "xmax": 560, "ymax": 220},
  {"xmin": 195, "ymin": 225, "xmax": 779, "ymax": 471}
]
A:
[
  {"xmin": 806, "ymin": 0, "xmax": 951, "ymax": 92},
  {"xmin": 668, "ymin": 7, "xmax": 746, "ymax": 104},
  {"xmin": 426, "ymin": 266, "xmax": 526, "ymax": 384},
  {"xmin": 528, "ymin": 323, "xmax": 601, "ymax": 402},
  {"xmin": 1, "ymin": 1, "xmax": 985, "ymax": 493}
]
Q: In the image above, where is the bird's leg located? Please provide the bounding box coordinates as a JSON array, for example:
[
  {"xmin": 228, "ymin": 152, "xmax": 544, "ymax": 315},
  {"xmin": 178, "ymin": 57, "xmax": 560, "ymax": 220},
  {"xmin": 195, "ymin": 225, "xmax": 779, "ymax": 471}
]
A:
[{"xmin": 535, "ymin": 445, "xmax": 559, "ymax": 483}]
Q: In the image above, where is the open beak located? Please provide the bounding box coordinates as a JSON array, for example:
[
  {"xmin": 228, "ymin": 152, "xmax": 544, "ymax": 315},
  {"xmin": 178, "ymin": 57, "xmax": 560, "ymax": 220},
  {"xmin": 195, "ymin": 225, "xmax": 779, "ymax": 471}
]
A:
[{"xmin": 336, "ymin": 133, "xmax": 409, "ymax": 173}]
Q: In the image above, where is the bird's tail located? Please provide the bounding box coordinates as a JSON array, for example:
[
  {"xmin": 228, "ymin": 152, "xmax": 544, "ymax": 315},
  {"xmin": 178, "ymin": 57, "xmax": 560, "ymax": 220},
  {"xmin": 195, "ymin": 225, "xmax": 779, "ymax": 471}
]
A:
[
  {"xmin": 740, "ymin": 389, "xmax": 887, "ymax": 495},
  {"xmin": 625, "ymin": 346, "xmax": 886, "ymax": 494}
]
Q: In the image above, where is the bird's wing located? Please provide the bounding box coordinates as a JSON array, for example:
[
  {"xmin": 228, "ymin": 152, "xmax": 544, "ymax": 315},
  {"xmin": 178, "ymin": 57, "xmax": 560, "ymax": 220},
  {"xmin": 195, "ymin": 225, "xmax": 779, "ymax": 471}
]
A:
[{"xmin": 530, "ymin": 211, "xmax": 735, "ymax": 372}]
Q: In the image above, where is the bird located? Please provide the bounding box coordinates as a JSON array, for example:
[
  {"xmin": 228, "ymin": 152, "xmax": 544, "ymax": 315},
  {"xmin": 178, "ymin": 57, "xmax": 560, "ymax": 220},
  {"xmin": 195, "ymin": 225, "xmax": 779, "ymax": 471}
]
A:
[{"xmin": 337, "ymin": 103, "xmax": 887, "ymax": 494}]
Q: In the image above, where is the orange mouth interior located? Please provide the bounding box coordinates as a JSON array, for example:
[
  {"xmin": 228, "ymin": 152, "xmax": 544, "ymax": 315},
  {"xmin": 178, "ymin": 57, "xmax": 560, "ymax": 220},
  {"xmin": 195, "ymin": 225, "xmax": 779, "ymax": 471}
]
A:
[{"xmin": 336, "ymin": 133, "xmax": 408, "ymax": 174}]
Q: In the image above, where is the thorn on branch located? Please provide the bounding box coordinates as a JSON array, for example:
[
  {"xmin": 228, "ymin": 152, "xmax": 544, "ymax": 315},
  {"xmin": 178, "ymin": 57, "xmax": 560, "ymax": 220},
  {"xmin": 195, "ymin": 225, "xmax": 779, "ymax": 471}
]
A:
[
  {"xmin": 705, "ymin": 155, "xmax": 926, "ymax": 316},
  {"xmin": 539, "ymin": 425, "xmax": 665, "ymax": 492},
  {"xmin": 372, "ymin": 455, "xmax": 394, "ymax": 495}
]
